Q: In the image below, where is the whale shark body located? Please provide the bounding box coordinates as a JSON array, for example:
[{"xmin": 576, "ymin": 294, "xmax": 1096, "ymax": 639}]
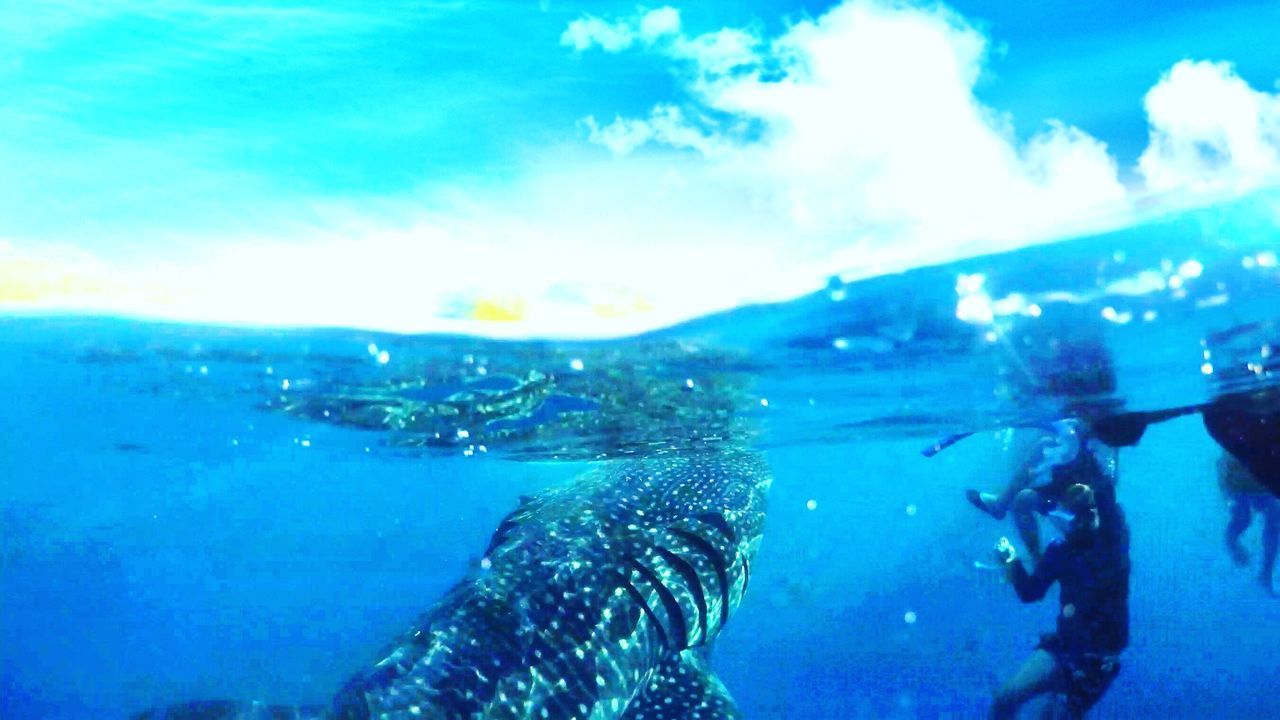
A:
[{"xmin": 138, "ymin": 450, "xmax": 771, "ymax": 720}]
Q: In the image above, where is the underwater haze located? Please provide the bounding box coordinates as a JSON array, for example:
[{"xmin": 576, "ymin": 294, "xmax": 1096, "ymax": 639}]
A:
[{"xmin": 3, "ymin": 194, "xmax": 1280, "ymax": 718}]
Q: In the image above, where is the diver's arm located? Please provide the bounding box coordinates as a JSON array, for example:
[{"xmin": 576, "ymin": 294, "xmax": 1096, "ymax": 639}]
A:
[{"xmin": 1007, "ymin": 542, "xmax": 1060, "ymax": 603}]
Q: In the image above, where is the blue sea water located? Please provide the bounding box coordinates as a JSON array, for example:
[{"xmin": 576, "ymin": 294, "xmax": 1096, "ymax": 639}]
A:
[{"xmin": 3, "ymin": 195, "xmax": 1279, "ymax": 718}]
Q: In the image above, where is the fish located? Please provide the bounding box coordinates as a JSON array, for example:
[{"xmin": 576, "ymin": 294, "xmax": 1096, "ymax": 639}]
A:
[{"xmin": 136, "ymin": 449, "xmax": 771, "ymax": 720}]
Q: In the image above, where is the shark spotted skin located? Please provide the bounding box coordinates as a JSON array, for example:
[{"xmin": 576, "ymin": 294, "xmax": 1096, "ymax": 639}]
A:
[{"xmin": 138, "ymin": 449, "xmax": 770, "ymax": 720}]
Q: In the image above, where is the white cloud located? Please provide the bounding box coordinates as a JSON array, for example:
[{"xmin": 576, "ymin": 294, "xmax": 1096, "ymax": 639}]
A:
[
  {"xmin": 670, "ymin": 27, "xmax": 761, "ymax": 76},
  {"xmin": 560, "ymin": 7, "xmax": 681, "ymax": 53},
  {"xmin": 583, "ymin": 114, "xmax": 655, "ymax": 155},
  {"xmin": 561, "ymin": 15, "xmax": 637, "ymax": 52},
  {"xmin": 639, "ymin": 6, "xmax": 681, "ymax": 42},
  {"xmin": 1139, "ymin": 59, "xmax": 1280, "ymax": 193},
  {"xmin": 573, "ymin": 0, "xmax": 1130, "ymax": 270},
  {"xmin": 586, "ymin": 104, "xmax": 729, "ymax": 157},
  {"xmin": 1, "ymin": 151, "xmax": 810, "ymax": 337}
]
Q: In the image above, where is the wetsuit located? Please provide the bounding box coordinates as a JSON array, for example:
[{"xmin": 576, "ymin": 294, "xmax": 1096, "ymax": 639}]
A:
[
  {"xmin": 1203, "ymin": 396, "xmax": 1280, "ymax": 498},
  {"xmin": 1009, "ymin": 482, "xmax": 1130, "ymax": 715},
  {"xmin": 1030, "ymin": 442, "xmax": 1113, "ymax": 514}
]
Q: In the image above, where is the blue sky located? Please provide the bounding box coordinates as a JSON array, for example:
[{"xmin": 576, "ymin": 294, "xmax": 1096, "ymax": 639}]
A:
[
  {"xmin": 959, "ymin": 0, "xmax": 1279, "ymax": 161},
  {"xmin": 2, "ymin": 0, "xmax": 1278, "ymax": 334}
]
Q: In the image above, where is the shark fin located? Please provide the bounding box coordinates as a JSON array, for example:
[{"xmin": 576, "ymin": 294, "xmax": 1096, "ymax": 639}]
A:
[{"xmin": 621, "ymin": 649, "xmax": 742, "ymax": 720}]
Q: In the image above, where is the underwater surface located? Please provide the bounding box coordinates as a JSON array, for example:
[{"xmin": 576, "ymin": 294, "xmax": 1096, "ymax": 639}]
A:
[{"xmin": 3, "ymin": 195, "xmax": 1280, "ymax": 718}]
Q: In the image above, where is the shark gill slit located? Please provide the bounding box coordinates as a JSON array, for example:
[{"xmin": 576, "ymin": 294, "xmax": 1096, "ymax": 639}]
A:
[
  {"xmin": 650, "ymin": 544, "xmax": 709, "ymax": 646},
  {"xmin": 668, "ymin": 527, "xmax": 732, "ymax": 630},
  {"xmin": 626, "ymin": 557, "xmax": 689, "ymax": 650},
  {"xmin": 693, "ymin": 512, "xmax": 737, "ymax": 545},
  {"xmin": 622, "ymin": 572, "xmax": 669, "ymax": 650}
]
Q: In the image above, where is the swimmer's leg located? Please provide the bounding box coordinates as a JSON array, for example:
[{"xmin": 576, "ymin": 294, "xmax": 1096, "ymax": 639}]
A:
[
  {"xmin": 967, "ymin": 489, "xmax": 1007, "ymax": 519},
  {"xmin": 1012, "ymin": 488, "xmax": 1044, "ymax": 563},
  {"xmin": 968, "ymin": 468, "xmax": 1035, "ymax": 520},
  {"xmin": 1259, "ymin": 497, "xmax": 1279, "ymax": 594},
  {"xmin": 1225, "ymin": 494, "xmax": 1252, "ymax": 567},
  {"xmin": 990, "ymin": 649, "xmax": 1064, "ymax": 720}
]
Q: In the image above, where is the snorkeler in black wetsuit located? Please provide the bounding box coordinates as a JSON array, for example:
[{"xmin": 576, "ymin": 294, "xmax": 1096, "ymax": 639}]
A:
[
  {"xmin": 967, "ymin": 420, "xmax": 1115, "ymax": 562},
  {"xmin": 990, "ymin": 482, "xmax": 1130, "ymax": 720},
  {"xmin": 1203, "ymin": 390, "xmax": 1280, "ymax": 498}
]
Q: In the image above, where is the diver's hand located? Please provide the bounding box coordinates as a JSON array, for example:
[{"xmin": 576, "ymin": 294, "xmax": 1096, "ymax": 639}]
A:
[{"xmin": 993, "ymin": 536, "xmax": 1017, "ymax": 566}]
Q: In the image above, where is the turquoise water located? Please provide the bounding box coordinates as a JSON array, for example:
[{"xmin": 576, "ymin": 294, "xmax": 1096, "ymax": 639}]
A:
[{"xmin": 3, "ymin": 196, "xmax": 1279, "ymax": 718}]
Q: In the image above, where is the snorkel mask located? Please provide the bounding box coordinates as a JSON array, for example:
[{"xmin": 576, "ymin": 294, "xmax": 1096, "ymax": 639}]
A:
[
  {"xmin": 1027, "ymin": 419, "xmax": 1084, "ymax": 489},
  {"xmin": 1040, "ymin": 419, "xmax": 1083, "ymax": 465}
]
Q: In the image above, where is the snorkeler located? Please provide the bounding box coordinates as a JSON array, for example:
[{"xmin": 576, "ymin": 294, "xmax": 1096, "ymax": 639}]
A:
[
  {"xmin": 1218, "ymin": 450, "xmax": 1279, "ymax": 594},
  {"xmin": 1202, "ymin": 388, "xmax": 1280, "ymax": 498},
  {"xmin": 966, "ymin": 420, "xmax": 1114, "ymax": 563},
  {"xmin": 989, "ymin": 482, "xmax": 1130, "ymax": 719}
]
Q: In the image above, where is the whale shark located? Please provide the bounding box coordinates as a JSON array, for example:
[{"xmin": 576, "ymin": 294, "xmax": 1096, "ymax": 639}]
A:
[{"xmin": 137, "ymin": 449, "xmax": 771, "ymax": 720}]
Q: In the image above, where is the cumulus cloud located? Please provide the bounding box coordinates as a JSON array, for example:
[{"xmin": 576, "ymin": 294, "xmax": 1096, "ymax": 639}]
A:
[
  {"xmin": 584, "ymin": 104, "xmax": 730, "ymax": 157},
  {"xmin": 638, "ymin": 6, "xmax": 681, "ymax": 41},
  {"xmin": 560, "ymin": 6, "xmax": 681, "ymax": 52},
  {"xmin": 562, "ymin": 7, "xmax": 759, "ymax": 77},
  {"xmin": 570, "ymin": 0, "xmax": 1129, "ymax": 274},
  {"xmin": 669, "ymin": 27, "xmax": 761, "ymax": 75},
  {"xmin": 560, "ymin": 16, "xmax": 638, "ymax": 52},
  {"xmin": 1139, "ymin": 59, "xmax": 1280, "ymax": 193}
]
